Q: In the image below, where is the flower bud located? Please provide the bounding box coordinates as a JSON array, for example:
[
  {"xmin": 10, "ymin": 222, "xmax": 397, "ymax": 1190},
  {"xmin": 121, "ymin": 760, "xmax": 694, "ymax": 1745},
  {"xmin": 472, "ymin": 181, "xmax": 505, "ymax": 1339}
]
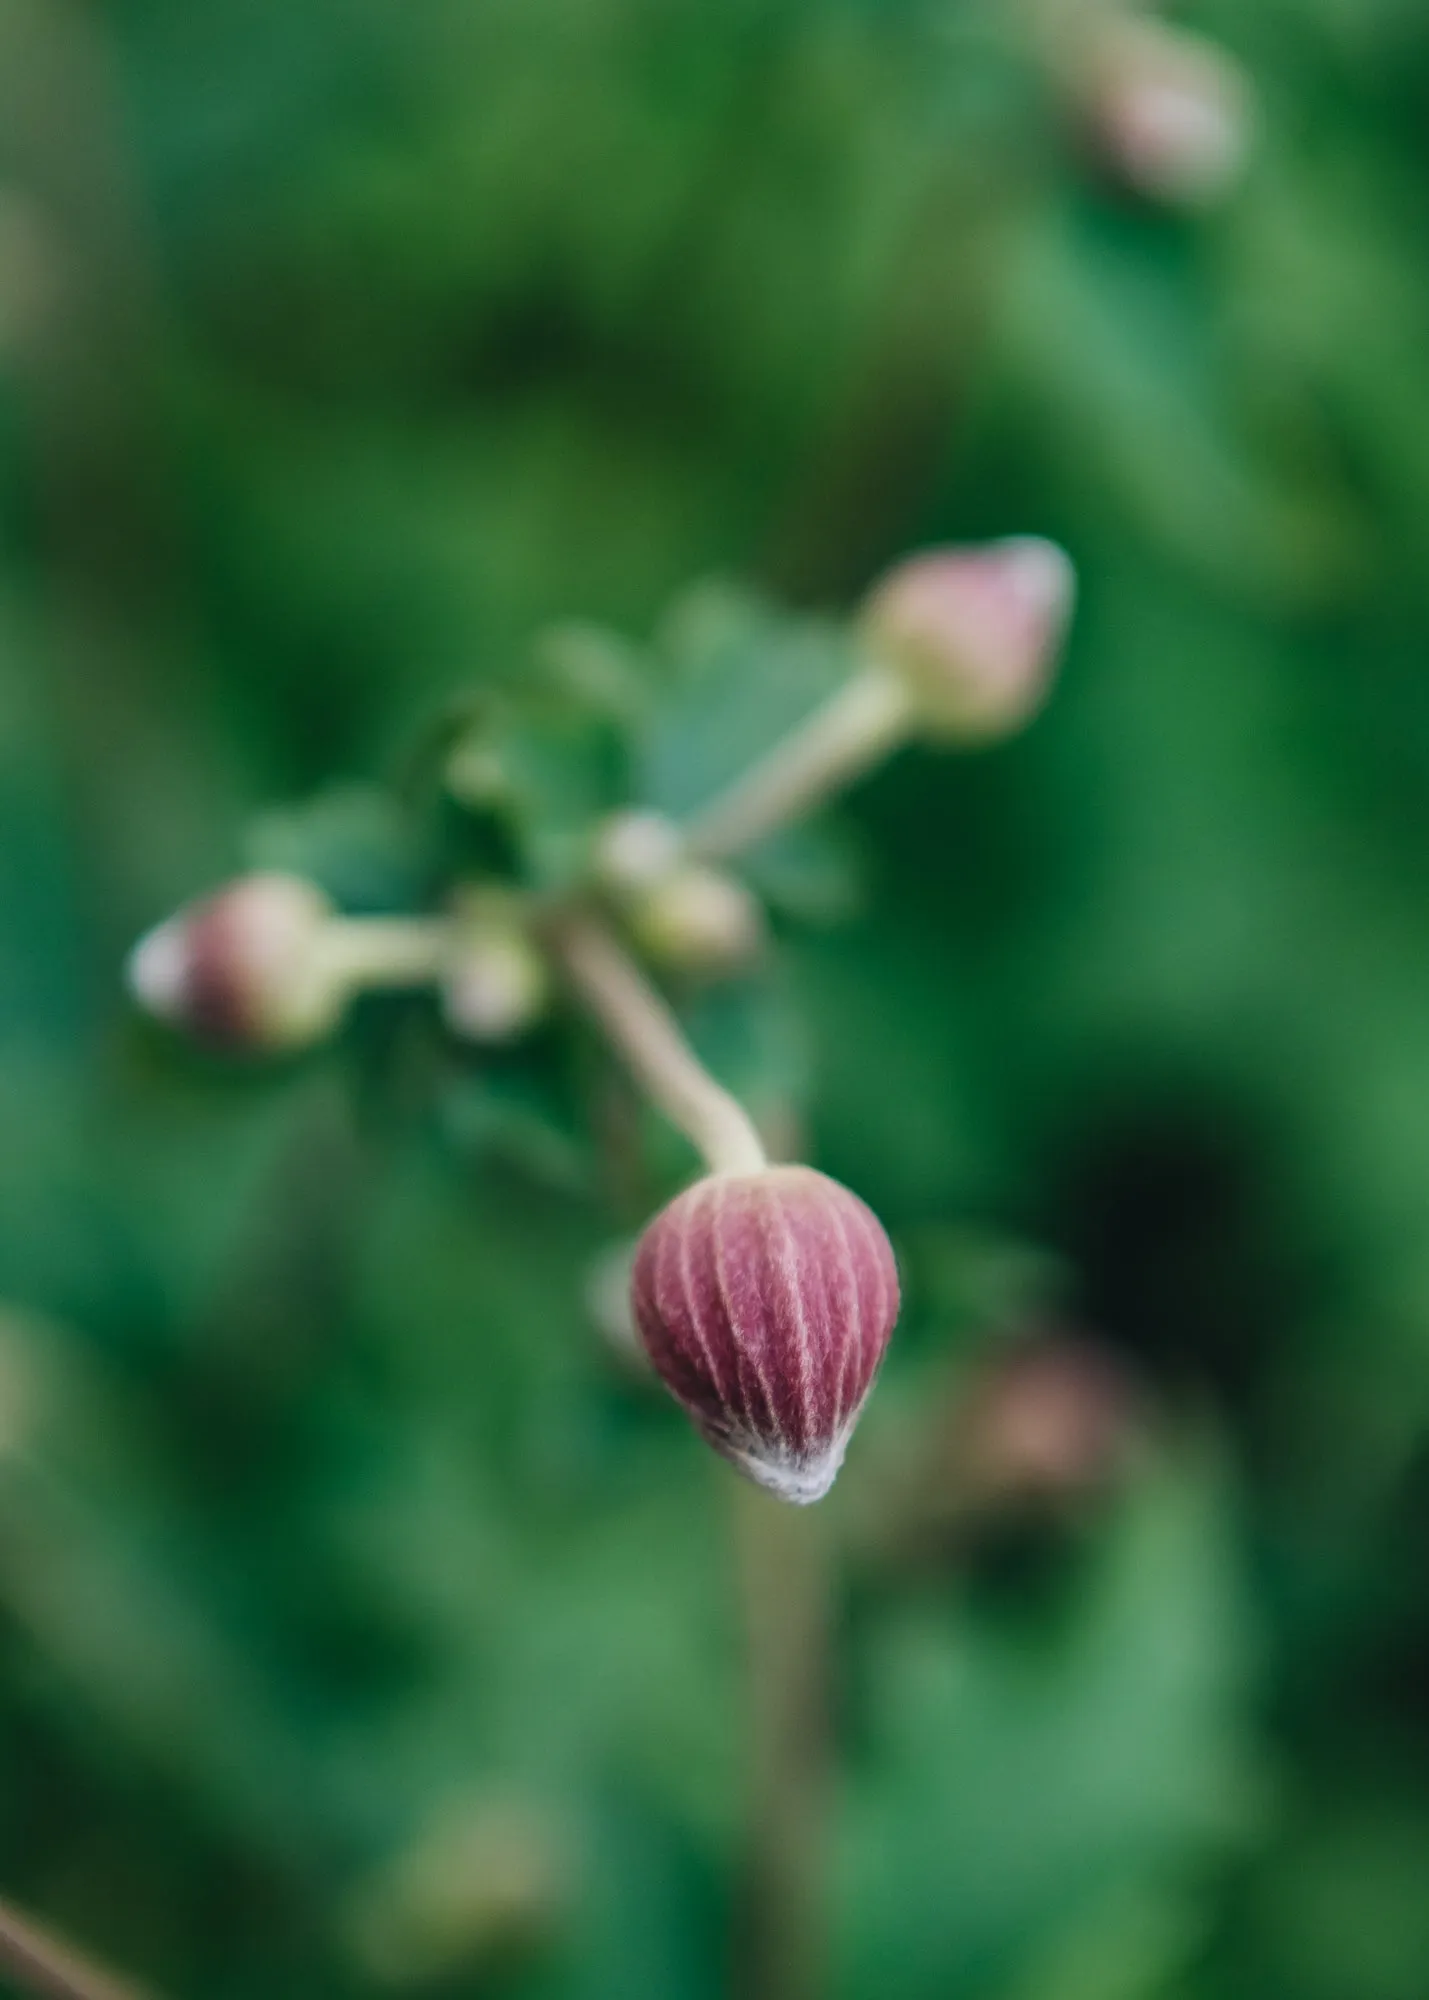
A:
[
  {"xmin": 860, "ymin": 537, "xmax": 1076, "ymax": 740},
  {"xmin": 627, "ymin": 864, "xmax": 766, "ymax": 979},
  {"xmin": 631, "ymin": 1166, "xmax": 899, "ymax": 1503},
  {"xmin": 1086, "ymin": 20, "xmax": 1253, "ymax": 209},
  {"xmin": 958, "ymin": 1334, "xmax": 1143, "ymax": 1511},
  {"xmin": 127, "ymin": 872, "xmax": 342, "ymax": 1052},
  {"xmin": 591, "ymin": 808, "xmax": 684, "ymax": 895},
  {"xmin": 441, "ymin": 901, "xmax": 550, "ymax": 1044}
]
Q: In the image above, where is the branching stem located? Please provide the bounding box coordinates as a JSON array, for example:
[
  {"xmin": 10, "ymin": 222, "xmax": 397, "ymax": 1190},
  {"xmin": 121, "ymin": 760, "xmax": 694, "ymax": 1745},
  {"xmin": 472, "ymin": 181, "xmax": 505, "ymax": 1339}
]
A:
[{"xmin": 319, "ymin": 917, "xmax": 453, "ymax": 991}]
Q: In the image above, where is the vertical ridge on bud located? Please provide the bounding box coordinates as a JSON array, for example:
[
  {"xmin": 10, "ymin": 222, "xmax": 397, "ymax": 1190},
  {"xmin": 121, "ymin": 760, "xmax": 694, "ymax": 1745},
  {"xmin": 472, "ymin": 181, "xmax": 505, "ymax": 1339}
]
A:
[{"xmin": 632, "ymin": 1166, "xmax": 899, "ymax": 1503}]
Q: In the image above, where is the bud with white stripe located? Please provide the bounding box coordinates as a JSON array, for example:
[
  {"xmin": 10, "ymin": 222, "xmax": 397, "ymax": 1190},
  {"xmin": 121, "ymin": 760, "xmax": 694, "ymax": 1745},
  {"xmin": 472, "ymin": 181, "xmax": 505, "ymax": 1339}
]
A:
[{"xmin": 630, "ymin": 1165, "xmax": 899, "ymax": 1503}]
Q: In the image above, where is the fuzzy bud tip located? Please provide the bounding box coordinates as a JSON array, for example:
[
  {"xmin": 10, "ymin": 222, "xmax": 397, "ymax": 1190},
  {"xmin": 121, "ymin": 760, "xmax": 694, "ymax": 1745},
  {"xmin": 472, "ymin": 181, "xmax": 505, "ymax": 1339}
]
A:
[
  {"xmin": 631, "ymin": 1165, "xmax": 899, "ymax": 1503},
  {"xmin": 860, "ymin": 537, "xmax": 1076, "ymax": 740}
]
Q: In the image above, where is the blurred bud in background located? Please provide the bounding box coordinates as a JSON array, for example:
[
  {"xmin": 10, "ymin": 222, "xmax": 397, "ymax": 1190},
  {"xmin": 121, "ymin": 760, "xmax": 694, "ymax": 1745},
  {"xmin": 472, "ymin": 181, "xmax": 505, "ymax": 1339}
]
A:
[
  {"xmin": 1080, "ymin": 17, "xmax": 1255, "ymax": 209},
  {"xmin": 861, "ymin": 538, "xmax": 1076, "ymax": 741},
  {"xmin": 345, "ymin": 1797, "xmax": 565, "ymax": 1986},
  {"xmin": 626, "ymin": 863, "xmax": 766, "ymax": 979},
  {"xmin": 441, "ymin": 892, "xmax": 551, "ymax": 1044},
  {"xmin": 127, "ymin": 873, "xmax": 343, "ymax": 1053},
  {"xmin": 954, "ymin": 1332, "xmax": 1148, "ymax": 1514},
  {"xmin": 852, "ymin": 1329, "xmax": 1148, "ymax": 1566},
  {"xmin": 594, "ymin": 809, "xmax": 766, "ymax": 980},
  {"xmin": 592, "ymin": 810, "xmax": 684, "ymax": 895}
]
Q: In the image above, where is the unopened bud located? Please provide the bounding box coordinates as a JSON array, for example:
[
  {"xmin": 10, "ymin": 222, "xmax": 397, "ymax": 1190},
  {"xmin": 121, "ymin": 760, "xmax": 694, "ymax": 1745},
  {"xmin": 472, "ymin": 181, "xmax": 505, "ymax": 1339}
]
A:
[
  {"xmin": 127, "ymin": 873, "xmax": 342, "ymax": 1051},
  {"xmin": 1086, "ymin": 20, "xmax": 1253, "ymax": 209},
  {"xmin": 591, "ymin": 809, "xmax": 684, "ymax": 895},
  {"xmin": 959, "ymin": 1335, "xmax": 1143, "ymax": 1510},
  {"xmin": 628, "ymin": 864, "xmax": 765, "ymax": 978},
  {"xmin": 441, "ymin": 903, "xmax": 549, "ymax": 1044},
  {"xmin": 860, "ymin": 537, "xmax": 1076, "ymax": 740},
  {"xmin": 631, "ymin": 1166, "xmax": 899, "ymax": 1503}
]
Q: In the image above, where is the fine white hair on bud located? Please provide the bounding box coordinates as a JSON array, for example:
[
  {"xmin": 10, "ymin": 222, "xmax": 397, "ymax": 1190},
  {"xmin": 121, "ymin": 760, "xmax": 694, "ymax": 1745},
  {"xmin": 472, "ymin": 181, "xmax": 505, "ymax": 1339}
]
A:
[
  {"xmin": 628, "ymin": 864, "xmax": 766, "ymax": 978},
  {"xmin": 1086, "ymin": 20, "xmax": 1254, "ymax": 209},
  {"xmin": 631, "ymin": 1165, "xmax": 899, "ymax": 1503},
  {"xmin": 860, "ymin": 537, "xmax": 1076, "ymax": 740},
  {"xmin": 127, "ymin": 872, "xmax": 342, "ymax": 1052}
]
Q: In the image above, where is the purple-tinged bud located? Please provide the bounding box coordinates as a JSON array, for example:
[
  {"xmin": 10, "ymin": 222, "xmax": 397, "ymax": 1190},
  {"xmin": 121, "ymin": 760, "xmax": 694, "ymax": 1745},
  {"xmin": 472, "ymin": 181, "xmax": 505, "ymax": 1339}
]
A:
[
  {"xmin": 860, "ymin": 537, "xmax": 1075, "ymax": 740},
  {"xmin": 1086, "ymin": 21, "xmax": 1253, "ymax": 210},
  {"xmin": 127, "ymin": 872, "xmax": 341, "ymax": 1052},
  {"xmin": 958, "ymin": 1334, "xmax": 1144, "ymax": 1511},
  {"xmin": 631, "ymin": 1166, "xmax": 899, "ymax": 1503}
]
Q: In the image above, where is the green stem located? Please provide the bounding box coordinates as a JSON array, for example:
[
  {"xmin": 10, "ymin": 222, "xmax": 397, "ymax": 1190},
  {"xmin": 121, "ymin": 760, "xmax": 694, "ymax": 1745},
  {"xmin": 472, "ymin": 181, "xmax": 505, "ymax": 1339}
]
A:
[
  {"xmin": 547, "ymin": 911, "xmax": 767, "ymax": 1177},
  {"xmin": 684, "ymin": 668, "xmax": 912, "ymax": 864},
  {"xmin": 731, "ymin": 1481, "xmax": 833, "ymax": 2000}
]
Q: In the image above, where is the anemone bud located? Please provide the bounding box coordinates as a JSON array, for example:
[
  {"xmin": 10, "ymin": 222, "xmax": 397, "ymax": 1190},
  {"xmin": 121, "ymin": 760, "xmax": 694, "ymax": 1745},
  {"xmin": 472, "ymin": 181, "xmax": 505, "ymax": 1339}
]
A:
[
  {"xmin": 861, "ymin": 537, "xmax": 1075, "ymax": 741},
  {"xmin": 441, "ymin": 905, "xmax": 549, "ymax": 1044},
  {"xmin": 631, "ymin": 1165, "xmax": 899, "ymax": 1503},
  {"xmin": 628, "ymin": 864, "xmax": 766, "ymax": 979},
  {"xmin": 1088, "ymin": 20, "xmax": 1254, "ymax": 210},
  {"xmin": 127, "ymin": 872, "xmax": 341, "ymax": 1051},
  {"xmin": 959, "ymin": 1335, "xmax": 1143, "ymax": 1510}
]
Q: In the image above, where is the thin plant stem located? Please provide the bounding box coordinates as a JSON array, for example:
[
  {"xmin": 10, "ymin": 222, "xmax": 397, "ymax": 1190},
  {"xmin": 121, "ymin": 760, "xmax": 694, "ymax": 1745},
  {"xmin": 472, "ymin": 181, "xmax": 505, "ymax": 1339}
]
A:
[
  {"xmin": 730, "ymin": 1479, "xmax": 833, "ymax": 2000},
  {"xmin": 319, "ymin": 917, "xmax": 453, "ymax": 991},
  {"xmin": 683, "ymin": 668, "xmax": 913, "ymax": 864},
  {"xmin": 547, "ymin": 911, "xmax": 767, "ymax": 1177},
  {"xmin": 0, "ymin": 1891, "xmax": 156, "ymax": 2000}
]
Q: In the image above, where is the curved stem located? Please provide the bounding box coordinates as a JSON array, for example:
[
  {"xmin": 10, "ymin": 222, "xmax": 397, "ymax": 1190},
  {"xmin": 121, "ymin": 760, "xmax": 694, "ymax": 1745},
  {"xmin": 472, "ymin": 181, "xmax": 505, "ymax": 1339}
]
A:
[
  {"xmin": 548, "ymin": 912, "xmax": 767, "ymax": 1177},
  {"xmin": 684, "ymin": 667, "xmax": 913, "ymax": 864},
  {"xmin": 0, "ymin": 1892, "xmax": 154, "ymax": 2000}
]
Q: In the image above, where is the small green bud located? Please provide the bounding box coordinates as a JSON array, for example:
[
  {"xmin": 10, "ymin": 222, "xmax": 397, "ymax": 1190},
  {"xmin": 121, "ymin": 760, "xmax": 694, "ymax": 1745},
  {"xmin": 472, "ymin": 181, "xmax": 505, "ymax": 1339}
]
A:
[
  {"xmin": 627, "ymin": 864, "xmax": 766, "ymax": 978},
  {"xmin": 590, "ymin": 808, "xmax": 684, "ymax": 895},
  {"xmin": 441, "ymin": 899, "xmax": 550, "ymax": 1044}
]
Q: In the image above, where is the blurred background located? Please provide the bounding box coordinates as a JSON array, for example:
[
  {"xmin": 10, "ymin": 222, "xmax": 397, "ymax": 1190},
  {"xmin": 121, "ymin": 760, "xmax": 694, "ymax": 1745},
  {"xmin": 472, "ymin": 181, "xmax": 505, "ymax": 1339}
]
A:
[{"xmin": 4, "ymin": 0, "xmax": 1429, "ymax": 1995}]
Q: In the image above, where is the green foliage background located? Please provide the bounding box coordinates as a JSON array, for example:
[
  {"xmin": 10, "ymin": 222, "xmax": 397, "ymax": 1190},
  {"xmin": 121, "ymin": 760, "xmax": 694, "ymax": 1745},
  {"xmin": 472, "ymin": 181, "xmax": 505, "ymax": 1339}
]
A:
[{"xmin": 4, "ymin": 0, "xmax": 1429, "ymax": 1995}]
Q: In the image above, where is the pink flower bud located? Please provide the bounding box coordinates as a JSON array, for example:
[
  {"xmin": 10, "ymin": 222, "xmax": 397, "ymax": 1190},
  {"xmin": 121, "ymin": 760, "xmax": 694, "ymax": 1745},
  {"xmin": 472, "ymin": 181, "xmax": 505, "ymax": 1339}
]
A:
[
  {"xmin": 1087, "ymin": 21, "xmax": 1253, "ymax": 210},
  {"xmin": 631, "ymin": 1166, "xmax": 899, "ymax": 1503},
  {"xmin": 127, "ymin": 872, "xmax": 342, "ymax": 1051},
  {"xmin": 959, "ymin": 1335, "xmax": 1144, "ymax": 1510},
  {"xmin": 860, "ymin": 537, "xmax": 1075, "ymax": 740}
]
